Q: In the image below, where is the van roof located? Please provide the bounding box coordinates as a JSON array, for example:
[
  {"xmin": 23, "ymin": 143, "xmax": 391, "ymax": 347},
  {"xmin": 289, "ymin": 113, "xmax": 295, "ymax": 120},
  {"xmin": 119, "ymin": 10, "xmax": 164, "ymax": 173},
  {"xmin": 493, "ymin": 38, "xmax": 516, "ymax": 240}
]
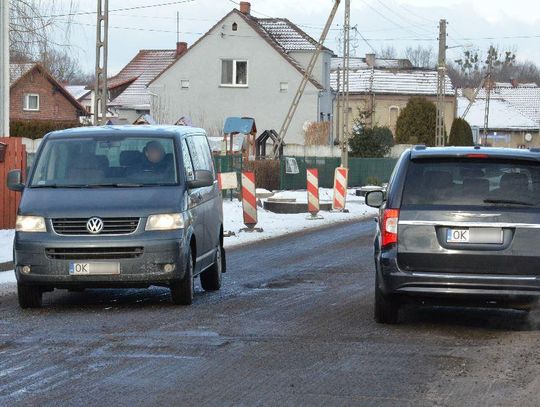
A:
[
  {"xmin": 46, "ymin": 125, "xmax": 206, "ymax": 139},
  {"xmin": 410, "ymin": 146, "xmax": 540, "ymax": 162}
]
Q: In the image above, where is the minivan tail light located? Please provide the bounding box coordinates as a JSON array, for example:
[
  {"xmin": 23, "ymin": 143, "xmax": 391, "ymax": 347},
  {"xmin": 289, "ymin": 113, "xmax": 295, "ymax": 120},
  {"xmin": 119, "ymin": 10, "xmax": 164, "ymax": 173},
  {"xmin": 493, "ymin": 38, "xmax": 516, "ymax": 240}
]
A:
[{"xmin": 382, "ymin": 209, "xmax": 399, "ymax": 247}]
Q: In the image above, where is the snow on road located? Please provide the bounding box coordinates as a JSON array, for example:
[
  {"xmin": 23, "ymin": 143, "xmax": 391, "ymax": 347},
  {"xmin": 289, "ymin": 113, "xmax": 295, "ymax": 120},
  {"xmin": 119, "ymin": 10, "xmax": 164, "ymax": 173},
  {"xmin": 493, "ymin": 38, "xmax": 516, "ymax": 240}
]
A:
[{"xmin": 0, "ymin": 189, "xmax": 376, "ymax": 284}]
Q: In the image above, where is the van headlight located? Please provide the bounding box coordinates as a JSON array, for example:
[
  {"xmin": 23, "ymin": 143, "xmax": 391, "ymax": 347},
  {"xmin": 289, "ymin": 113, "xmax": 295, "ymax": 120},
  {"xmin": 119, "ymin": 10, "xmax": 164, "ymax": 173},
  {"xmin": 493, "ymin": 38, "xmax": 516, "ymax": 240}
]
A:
[
  {"xmin": 145, "ymin": 213, "xmax": 184, "ymax": 231},
  {"xmin": 16, "ymin": 216, "xmax": 46, "ymax": 232}
]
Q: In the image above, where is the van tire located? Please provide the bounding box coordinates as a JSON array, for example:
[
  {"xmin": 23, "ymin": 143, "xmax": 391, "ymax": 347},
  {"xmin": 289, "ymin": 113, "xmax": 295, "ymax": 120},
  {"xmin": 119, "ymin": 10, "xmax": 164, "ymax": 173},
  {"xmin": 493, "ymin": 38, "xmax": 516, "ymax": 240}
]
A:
[
  {"xmin": 374, "ymin": 277, "xmax": 399, "ymax": 324},
  {"xmin": 200, "ymin": 246, "xmax": 223, "ymax": 291},
  {"xmin": 18, "ymin": 283, "xmax": 42, "ymax": 309},
  {"xmin": 170, "ymin": 249, "xmax": 194, "ymax": 305}
]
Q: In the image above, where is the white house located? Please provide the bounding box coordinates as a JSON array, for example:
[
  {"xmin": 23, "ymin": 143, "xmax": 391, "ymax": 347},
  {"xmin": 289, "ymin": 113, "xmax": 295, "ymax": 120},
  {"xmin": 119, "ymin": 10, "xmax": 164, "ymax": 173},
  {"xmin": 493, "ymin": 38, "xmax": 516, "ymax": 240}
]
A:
[{"xmin": 148, "ymin": 1, "xmax": 334, "ymax": 145}]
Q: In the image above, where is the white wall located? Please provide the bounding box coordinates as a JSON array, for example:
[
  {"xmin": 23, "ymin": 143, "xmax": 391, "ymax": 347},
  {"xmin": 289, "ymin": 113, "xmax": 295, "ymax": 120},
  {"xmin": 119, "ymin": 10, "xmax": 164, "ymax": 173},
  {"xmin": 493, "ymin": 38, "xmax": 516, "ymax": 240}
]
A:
[{"xmin": 149, "ymin": 11, "xmax": 323, "ymax": 145}]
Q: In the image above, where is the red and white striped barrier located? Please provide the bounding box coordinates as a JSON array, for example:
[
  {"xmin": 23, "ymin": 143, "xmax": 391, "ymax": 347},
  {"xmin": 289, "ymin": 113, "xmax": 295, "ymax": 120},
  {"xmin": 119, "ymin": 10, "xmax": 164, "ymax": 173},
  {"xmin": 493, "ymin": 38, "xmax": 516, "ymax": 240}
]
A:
[
  {"xmin": 307, "ymin": 168, "xmax": 320, "ymax": 217},
  {"xmin": 332, "ymin": 167, "xmax": 349, "ymax": 211},
  {"xmin": 241, "ymin": 172, "xmax": 258, "ymax": 228},
  {"xmin": 217, "ymin": 172, "xmax": 238, "ymax": 190}
]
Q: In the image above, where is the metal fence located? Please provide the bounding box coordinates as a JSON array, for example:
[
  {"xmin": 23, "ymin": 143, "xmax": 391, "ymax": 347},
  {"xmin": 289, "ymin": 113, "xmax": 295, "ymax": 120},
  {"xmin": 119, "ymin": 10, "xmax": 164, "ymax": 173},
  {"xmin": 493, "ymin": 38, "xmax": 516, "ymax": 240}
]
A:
[{"xmin": 279, "ymin": 156, "xmax": 397, "ymax": 190}]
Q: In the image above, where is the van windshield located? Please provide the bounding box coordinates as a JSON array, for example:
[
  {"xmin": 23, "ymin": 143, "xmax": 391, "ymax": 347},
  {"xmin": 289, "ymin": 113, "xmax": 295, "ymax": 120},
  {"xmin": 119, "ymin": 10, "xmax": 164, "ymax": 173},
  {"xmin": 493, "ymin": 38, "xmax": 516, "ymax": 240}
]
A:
[
  {"xmin": 401, "ymin": 158, "xmax": 540, "ymax": 208},
  {"xmin": 30, "ymin": 136, "xmax": 178, "ymax": 187}
]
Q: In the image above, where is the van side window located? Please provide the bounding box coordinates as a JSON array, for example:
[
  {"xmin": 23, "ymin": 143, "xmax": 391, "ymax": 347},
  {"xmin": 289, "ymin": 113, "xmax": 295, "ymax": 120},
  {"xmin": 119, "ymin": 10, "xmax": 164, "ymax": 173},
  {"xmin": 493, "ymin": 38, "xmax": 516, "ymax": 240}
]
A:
[
  {"xmin": 186, "ymin": 135, "xmax": 215, "ymax": 177},
  {"xmin": 181, "ymin": 139, "xmax": 195, "ymax": 181}
]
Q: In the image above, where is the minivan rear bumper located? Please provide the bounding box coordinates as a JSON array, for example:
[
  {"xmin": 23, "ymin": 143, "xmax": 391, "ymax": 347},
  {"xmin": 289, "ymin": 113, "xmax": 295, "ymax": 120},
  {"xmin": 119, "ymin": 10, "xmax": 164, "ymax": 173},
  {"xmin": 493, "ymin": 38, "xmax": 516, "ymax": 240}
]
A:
[
  {"xmin": 378, "ymin": 247, "xmax": 540, "ymax": 305},
  {"xmin": 14, "ymin": 231, "xmax": 188, "ymax": 288}
]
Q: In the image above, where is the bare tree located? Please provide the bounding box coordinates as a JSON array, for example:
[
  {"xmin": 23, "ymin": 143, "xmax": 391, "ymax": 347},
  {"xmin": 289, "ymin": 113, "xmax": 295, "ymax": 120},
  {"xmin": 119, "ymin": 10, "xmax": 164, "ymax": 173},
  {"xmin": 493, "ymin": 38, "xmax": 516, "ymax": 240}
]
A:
[
  {"xmin": 378, "ymin": 45, "xmax": 397, "ymax": 59},
  {"xmin": 404, "ymin": 45, "xmax": 434, "ymax": 68},
  {"xmin": 9, "ymin": 1, "xmax": 93, "ymax": 83}
]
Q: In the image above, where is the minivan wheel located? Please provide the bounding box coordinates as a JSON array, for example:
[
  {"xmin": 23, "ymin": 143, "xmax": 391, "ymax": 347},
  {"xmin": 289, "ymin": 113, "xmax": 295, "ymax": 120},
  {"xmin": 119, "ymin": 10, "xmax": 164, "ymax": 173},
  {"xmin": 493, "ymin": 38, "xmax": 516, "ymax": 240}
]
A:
[
  {"xmin": 17, "ymin": 283, "xmax": 43, "ymax": 309},
  {"xmin": 374, "ymin": 279, "xmax": 399, "ymax": 324},
  {"xmin": 170, "ymin": 250, "xmax": 194, "ymax": 305},
  {"xmin": 200, "ymin": 246, "xmax": 223, "ymax": 292}
]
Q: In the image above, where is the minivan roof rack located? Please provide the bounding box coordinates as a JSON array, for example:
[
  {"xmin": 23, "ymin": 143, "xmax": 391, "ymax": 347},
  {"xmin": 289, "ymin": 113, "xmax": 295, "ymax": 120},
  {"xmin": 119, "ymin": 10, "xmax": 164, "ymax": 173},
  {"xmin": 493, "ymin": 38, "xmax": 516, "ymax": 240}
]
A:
[{"xmin": 413, "ymin": 144, "xmax": 426, "ymax": 150}]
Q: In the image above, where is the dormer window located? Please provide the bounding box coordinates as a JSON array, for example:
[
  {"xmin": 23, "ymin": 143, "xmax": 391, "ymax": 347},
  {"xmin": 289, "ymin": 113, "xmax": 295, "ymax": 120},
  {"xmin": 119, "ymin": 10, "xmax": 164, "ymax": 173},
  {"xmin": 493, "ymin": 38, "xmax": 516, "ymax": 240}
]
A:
[{"xmin": 232, "ymin": 22, "xmax": 238, "ymax": 31}]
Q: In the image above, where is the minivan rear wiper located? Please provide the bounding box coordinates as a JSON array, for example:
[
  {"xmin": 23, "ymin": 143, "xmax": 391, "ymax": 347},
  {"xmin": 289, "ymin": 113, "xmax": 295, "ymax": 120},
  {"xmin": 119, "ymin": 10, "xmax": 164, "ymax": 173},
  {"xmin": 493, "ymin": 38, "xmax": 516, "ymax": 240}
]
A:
[{"xmin": 484, "ymin": 198, "xmax": 535, "ymax": 206}]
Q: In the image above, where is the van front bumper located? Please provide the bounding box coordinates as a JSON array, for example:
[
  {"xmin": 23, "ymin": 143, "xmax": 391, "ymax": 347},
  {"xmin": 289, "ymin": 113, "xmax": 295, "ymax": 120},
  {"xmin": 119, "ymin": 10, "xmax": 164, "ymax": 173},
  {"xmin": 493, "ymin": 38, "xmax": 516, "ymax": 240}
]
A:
[
  {"xmin": 14, "ymin": 231, "xmax": 188, "ymax": 288},
  {"xmin": 377, "ymin": 247, "xmax": 540, "ymax": 305}
]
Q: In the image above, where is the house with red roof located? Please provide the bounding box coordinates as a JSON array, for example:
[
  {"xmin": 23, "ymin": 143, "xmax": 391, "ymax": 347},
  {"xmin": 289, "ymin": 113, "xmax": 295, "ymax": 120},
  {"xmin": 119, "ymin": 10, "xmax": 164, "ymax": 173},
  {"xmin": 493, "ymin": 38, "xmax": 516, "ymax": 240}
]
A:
[
  {"xmin": 9, "ymin": 63, "xmax": 87, "ymax": 124},
  {"xmin": 147, "ymin": 1, "xmax": 334, "ymax": 145},
  {"xmin": 107, "ymin": 47, "xmax": 183, "ymax": 123}
]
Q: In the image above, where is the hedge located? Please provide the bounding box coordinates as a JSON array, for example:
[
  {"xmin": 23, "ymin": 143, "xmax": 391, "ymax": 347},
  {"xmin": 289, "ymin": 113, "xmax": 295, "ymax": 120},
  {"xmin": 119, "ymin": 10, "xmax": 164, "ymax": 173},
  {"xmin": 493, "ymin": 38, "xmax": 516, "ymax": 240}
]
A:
[{"xmin": 10, "ymin": 120, "xmax": 82, "ymax": 140}]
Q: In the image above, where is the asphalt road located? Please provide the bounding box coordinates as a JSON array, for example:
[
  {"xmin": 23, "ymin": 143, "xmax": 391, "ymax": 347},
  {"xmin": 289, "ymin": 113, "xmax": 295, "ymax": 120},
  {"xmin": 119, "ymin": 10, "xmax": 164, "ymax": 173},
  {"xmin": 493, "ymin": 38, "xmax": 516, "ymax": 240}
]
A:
[{"xmin": 0, "ymin": 220, "xmax": 539, "ymax": 406}]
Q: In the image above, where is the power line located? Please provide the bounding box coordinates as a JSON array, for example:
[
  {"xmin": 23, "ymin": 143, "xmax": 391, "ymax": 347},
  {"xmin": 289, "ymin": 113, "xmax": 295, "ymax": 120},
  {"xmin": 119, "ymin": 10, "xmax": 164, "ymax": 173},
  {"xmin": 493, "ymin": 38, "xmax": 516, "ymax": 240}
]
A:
[{"xmin": 20, "ymin": 0, "xmax": 196, "ymax": 19}]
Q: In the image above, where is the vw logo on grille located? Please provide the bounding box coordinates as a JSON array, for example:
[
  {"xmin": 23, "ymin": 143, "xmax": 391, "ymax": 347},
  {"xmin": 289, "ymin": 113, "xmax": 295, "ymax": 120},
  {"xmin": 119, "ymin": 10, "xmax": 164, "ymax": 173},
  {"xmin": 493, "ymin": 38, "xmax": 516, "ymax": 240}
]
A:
[{"xmin": 86, "ymin": 217, "xmax": 104, "ymax": 234}]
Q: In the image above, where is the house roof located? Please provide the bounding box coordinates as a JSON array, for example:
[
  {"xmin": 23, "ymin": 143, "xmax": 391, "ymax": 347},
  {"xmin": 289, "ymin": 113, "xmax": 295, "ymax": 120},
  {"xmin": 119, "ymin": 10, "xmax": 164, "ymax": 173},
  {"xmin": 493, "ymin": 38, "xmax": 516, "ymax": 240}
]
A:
[
  {"xmin": 149, "ymin": 9, "xmax": 325, "ymax": 90},
  {"xmin": 255, "ymin": 18, "xmax": 332, "ymax": 53},
  {"xmin": 468, "ymin": 82, "xmax": 540, "ymax": 126},
  {"xmin": 65, "ymin": 85, "xmax": 91, "ymax": 101},
  {"xmin": 330, "ymin": 56, "xmax": 413, "ymax": 71},
  {"xmin": 330, "ymin": 68, "xmax": 454, "ymax": 96},
  {"xmin": 9, "ymin": 63, "xmax": 88, "ymax": 114},
  {"xmin": 109, "ymin": 50, "xmax": 178, "ymax": 109},
  {"xmin": 458, "ymin": 96, "xmax": 538, "ymax": 131}
]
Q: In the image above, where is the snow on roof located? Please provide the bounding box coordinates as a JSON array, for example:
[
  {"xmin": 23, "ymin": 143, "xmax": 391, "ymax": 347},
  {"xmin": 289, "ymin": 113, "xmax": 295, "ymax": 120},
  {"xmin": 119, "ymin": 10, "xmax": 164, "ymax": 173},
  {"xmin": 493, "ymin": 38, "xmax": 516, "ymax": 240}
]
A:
[
  {"xmin": 330, "ymin": 57, "xmax": 412, "ymax": 71},
  {"xmin": 330, "ymin": 68, "xmax": 454, "ymax": 95},
  {"xmin": 9, "ymin": 63, "xmax": 35, "ymax": 86},
  {"xmin": 256, "ymin": 18, "xmax": 331, "ymax": 53},
  {"xmin": 109, "ymin": 50, "xmax": 177, "ymax": 109},
  {"xmin": 458, "ymin": 96, "xmax": 538, "ymax": 130},
  {"xmin": 331, "ymin": 57, "xmax": 369, "ymax": 71},
  {"xmin": 65, "ymin": 85, "xmax": 90, "ymax": 100}
]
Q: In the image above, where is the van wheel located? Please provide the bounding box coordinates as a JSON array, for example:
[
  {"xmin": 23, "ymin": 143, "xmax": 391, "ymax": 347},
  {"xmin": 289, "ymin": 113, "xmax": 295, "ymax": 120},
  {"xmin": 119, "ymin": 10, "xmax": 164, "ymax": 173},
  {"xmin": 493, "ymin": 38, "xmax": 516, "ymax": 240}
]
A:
[
  {"xmin": 200, "ymin": 246, "xmax": 223, "ymax": 291},
  {"xmin": 374, "ymin": 277, "xmax": 399, "ymax": 324},
  {"xmin": 170, "ymin": 249, "xmax": 194, "ymax": 305},
  {"xmin": 17, "ymin": 283, "xmax": 43, "ymax": 309}
]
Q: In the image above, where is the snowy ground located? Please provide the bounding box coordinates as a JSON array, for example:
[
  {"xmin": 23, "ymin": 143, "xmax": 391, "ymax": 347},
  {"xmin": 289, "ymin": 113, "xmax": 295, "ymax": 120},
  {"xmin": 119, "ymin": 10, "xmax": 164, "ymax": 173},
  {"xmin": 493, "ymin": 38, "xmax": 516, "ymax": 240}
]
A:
[
  {"xmin": 0, "ymin": 188, "xmax": 376, "ymax": 285},
  {"xmin": 223, "ymin": 188, "xmax": 376, "ymax": 248}
]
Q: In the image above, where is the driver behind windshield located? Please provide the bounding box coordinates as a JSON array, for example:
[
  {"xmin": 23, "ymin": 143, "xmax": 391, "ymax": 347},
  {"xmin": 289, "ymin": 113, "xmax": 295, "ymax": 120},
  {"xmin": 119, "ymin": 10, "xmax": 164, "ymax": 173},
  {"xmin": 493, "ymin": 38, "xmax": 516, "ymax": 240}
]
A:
[{"xmin": 134, "ymin": 141, "xmax": 174, "ymax": 183}]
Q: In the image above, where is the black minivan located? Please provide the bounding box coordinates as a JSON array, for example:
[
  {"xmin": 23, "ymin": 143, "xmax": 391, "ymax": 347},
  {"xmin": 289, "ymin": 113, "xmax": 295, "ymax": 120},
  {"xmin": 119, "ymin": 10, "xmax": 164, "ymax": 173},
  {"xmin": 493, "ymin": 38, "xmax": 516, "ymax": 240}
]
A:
[
  {"xmin": 366, "ymin": 146, "xmax": 540, "ymax": 324},
  {"xmin": 7, "ymin": 125, "xmax": 225, "ymax": 308}
]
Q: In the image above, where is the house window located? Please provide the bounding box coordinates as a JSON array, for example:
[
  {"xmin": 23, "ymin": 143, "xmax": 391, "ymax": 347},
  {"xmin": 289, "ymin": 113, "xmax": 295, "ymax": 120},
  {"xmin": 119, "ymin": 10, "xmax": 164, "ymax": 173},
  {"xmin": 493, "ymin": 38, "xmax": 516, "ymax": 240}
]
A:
[
  {"xmin": 232, "ymin": 22, "xmax": 238, "ymax": 31},
  {"xmin": 389, "ymin": 106, "xmax": 400, "ymax": 133},
  {"xmin": 181, "ymin": 80, "xmax": 190, "ymax": 89},
  {"xmin": 221, "ymin": 59, "xmax": 248, "ymax": 86},
  {"xmin": 23, "ymin": 94, "xmax": 40, "ymax": 111},
  {"xmin": 280, "ymin": 82, "xmax": 288, "ymax": 92}
]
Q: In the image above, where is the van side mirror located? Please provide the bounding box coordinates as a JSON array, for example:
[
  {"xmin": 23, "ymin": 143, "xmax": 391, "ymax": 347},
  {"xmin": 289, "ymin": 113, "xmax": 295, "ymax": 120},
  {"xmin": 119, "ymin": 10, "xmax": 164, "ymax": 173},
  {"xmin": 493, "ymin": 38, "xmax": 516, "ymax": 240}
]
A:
[
  {"xmin": 7, "ymin": 170, "xmax": 25, "ymax": 192},
  {"xmin": 365, "ymin": 190, "xmax": 384, "ymax": 208},
  {"xmin": 187, "ymin": 170, "xmax": 214, "ymax": 189}
]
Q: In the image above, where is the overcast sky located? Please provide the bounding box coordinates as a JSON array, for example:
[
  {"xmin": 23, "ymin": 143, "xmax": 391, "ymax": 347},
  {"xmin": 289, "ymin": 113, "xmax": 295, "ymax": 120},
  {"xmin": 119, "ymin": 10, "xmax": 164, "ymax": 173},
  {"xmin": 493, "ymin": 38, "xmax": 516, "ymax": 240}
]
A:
[{"xmin": 51, "ymin": 0, "xmax": 540, "ymax": 76}]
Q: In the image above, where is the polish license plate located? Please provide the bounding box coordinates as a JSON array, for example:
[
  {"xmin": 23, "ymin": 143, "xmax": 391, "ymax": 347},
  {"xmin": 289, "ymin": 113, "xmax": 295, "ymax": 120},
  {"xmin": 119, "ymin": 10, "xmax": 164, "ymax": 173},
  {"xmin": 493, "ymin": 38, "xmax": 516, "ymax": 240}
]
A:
[
  {"xmin": 446, "ymin": 229, "xmax": 469, "ymax": 243},
  {"xmin": 69, "ymin": 262, "xmax": 120, "ymax": 275}
]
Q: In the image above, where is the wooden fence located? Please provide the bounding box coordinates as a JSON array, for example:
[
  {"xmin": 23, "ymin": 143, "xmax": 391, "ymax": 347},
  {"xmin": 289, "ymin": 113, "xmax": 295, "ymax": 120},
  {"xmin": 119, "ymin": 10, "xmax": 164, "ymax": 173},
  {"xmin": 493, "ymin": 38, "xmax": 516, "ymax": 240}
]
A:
[{"xmin": 0, "ymin": 138, "xmax": 26, "ymax": 230}]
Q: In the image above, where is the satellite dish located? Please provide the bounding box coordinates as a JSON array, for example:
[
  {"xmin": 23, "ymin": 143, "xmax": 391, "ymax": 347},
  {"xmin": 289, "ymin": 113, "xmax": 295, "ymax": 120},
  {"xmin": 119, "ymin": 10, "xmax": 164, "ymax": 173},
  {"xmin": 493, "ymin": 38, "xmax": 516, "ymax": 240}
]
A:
[{"xmin": 525, "ymin": 133, "xmax": 533, "ymax": 142}]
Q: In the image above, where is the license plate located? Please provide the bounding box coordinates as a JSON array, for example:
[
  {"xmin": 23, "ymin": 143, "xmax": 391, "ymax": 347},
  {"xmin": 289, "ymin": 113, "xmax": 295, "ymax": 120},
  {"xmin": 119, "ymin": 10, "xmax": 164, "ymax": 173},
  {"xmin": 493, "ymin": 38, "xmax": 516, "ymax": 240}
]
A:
[
  {"xmin": 69, "ymin": 262, "xmax": 120, "ymax": 275},
  {"xmin": 447, "ymin": 229, "xmax": 469, "ymax": 243}
]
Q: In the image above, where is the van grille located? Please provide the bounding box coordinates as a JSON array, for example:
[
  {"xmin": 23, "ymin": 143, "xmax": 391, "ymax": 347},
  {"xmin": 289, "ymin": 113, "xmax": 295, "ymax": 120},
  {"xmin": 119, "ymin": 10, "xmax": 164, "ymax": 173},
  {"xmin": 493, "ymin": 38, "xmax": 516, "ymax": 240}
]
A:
[
  {"xmin": 45, "ymin": 247, "xmax": 144, "ymax": 260},
  {"xmin": 52, "ymin": 218, "xmax": 140, "ymax": 235}
]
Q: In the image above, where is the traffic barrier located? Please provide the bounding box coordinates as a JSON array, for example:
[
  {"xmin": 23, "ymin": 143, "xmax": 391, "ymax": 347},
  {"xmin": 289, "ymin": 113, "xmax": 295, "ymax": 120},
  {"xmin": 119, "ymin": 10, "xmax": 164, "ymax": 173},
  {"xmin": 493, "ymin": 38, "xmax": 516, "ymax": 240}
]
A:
[
  {"xmin": 332, "ymin": 167, "xmax": 349, "ymax": 211},
  {"xmin": 217, "ymin": 172, "xmax": 238, "ymax": 190},
  {"xmin": 241, "ymin": 172, "xmax": 258, "ymax": 228},
  {"xmin": 306, "ymin": 168, "xmax": 321, "ymax": 218}
]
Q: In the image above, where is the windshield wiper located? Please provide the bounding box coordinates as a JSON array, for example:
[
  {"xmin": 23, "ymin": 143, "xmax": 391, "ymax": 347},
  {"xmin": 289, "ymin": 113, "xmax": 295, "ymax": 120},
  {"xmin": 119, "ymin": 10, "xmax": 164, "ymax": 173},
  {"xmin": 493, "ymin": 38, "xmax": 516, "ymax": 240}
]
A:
[
  {"xmin": 484, "ymin": 198, "xmax": 535, "ymax": 206},
  {"xmin": 84, "ymin": 183, "xmax": 144, "ymax": 188}
]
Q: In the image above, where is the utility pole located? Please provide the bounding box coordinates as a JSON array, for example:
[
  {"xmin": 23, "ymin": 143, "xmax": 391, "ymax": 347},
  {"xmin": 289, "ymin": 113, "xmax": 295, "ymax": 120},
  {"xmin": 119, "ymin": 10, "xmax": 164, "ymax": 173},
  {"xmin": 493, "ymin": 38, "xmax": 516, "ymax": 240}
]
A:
[
  {"xmin": 339, "ymin": 0, "xmax": 351, "ymax": 167},
  {"xmin": 93, "ymin": 0, "xmax": 109, "ymax": 125},
  {"xmin": 483, "ymin": 60, "xmax": 492, "ymax": 145},
  {"xmin": 176, "ymin": 11, "xmax": 180, "ymax": 42},
  {"xmin": 0, "ymin": 0, "xmax": 9, "ymax": 137},
  {"xmin": 272, "ymin": 0, "xmax": 341, "ymax": 158},
  {"xmin": 435, "ymin": 19, "xmax": 447, "ymax": 147},
  {"xmin": 334, "ymin": 65, "xmax": 341, "ymax": 147}
]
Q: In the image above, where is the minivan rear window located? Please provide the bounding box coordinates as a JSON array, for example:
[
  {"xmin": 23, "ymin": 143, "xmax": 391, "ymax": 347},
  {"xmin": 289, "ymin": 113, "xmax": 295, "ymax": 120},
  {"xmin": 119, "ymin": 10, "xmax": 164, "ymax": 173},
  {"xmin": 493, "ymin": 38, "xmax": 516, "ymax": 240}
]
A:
[
  {"xmin": 401, "ymin": 158, "xmax": 540, "ymax": 207},
  {"xmin": 30, "ymin": 136, "xmax": 178, "ymax": 187}
]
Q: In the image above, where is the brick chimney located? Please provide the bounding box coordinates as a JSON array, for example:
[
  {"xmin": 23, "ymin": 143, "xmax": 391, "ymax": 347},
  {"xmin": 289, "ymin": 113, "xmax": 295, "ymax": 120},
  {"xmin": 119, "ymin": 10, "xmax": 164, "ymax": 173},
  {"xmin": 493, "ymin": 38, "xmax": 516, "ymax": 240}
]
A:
[
  {"xmin": 365, "ymin": 53, "xmax": 376, "ymax": 67},
  {"xmin": 176, "ymin": 41, "xmax": 188, "ymax": 58},
  {"xmin": 240, "ymin": 1, "xmax": 251, "ymax": 15},
  {"xmin": 511, "ymin": 78, "xmax": 519, "ymax": 88}
]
